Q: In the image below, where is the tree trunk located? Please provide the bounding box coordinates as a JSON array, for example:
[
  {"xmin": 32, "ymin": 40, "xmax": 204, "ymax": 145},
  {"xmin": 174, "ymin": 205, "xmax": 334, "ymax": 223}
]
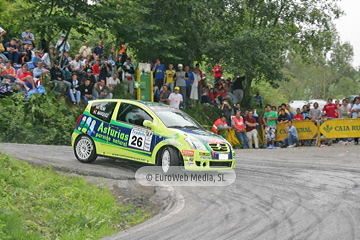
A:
[{"xmin": 242, "ymin": 76, "xmax": 253, "ymax": 107}]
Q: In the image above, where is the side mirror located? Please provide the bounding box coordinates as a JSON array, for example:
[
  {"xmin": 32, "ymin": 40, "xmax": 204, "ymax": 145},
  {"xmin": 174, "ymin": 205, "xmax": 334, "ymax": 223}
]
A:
[{"xmin": 143, "ymin": 120, "xmax": 154, "ymax": 129}]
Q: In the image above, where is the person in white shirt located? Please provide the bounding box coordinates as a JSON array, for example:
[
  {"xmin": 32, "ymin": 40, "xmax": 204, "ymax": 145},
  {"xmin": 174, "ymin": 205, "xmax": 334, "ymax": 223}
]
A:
[
  {"xmin": 107, "ymin": 72, "xmax": 121, "ymax": 90},
  {"xmin": 79, "ymin": 40, "xmax": 92, "ymax": 59},
  {"xmin": 72, "ymin": 55, "xmax": 84, "ymax": 80},
  {"xmin": 167, "ymin": 87, "xmax": 183, "ymax": 109}
]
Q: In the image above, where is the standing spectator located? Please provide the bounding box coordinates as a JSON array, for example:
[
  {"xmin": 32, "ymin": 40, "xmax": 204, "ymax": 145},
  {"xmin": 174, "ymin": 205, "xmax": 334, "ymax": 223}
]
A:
[
  {"xmin": 322, "ymin": 98, "xmax": 338, "ymax": 119},
  {"xmin": 254, "ymin": 91, "xmax": 263, "ymax": 107},
  {"xmin": 165, "ymin": 63, "xmax": 175, "ymax": 91},
  {"xmin": 5, "ymin": 38, "xmax": 19, "ymax": 64},
  {"xmin": 159, "ymin": 85, "xmax": 171, "ymax": 104},
  {"xmin": 232, "ymin": 75, "xmax": 245, "ymax": 103},
  {"xmin": 351, "ymin": 97, "xmax": 360, "ymax": 145},
  {"xmin": 174, "ymin": 64, "xmax": 187, "ymax": 107},
  {"xmin": 293, "ymin": 108, "xmax": 305, "ymax": 121},
  {"xmin": 167, "ymin": 87, "xmax": 183, "ymax": 109},
  {"xmin": 309, "ymin": 102, "xmax": 321, "ymax": 120},
  {"xmin": 55, "ymin": 34, "xmax": 70, "ymax": 52},
  {"xmin": 221, "ymin": 100, "xmax": 233, "ymax": 125},
  {"xmin": 99, "ymin": 56, "xmax": 111, "ymax": 81},
  {"xmin": 77, "ymin": 79, "xmax": 95, "ymax": 105},
  {"xmin": 152, "ymin": 58, "xmax": 166, "ymax": 90},
  {"xmin": 50, "ymin": 61, "xmax": 71, "ymax": 93},
  {"xmin": 185, "ymin": 65, "xmax": 194, "ymax": 106},
  {"xmin": 213, "ymin": 61, "xmax": 223, "ymax": 85},
  {"xmin": 232, "ymin": 102, "xmax": 242, "ymax": 116},
  {"xmin": 93, "ymin": 79, "xmax": 113, "ymax": 99},
  {"xmin": 115, "ymin": 55, "xmax": 123, "ymax": 75},
  {"xmin": 119, "ymin": 43, "xmax": 127, "ymax": 62},
  {"xmin": 93, "ymin": 40, "xmax": 104, "ymax": 56},
  {"xmin": 122, "ymin": 58, "xmax": 135, "ymax": 95},
  {"xmin": 232, "ymin": 110, "xmax": 250, "ymax": 149},
  {"xmin": 92, "ymin": 59, "xmax": 100, "ymax": 81},
  {"xmin": 245, "ymin": 110, "xmax": 259, "ymax": 149},
  {"xmin": 285, "ymin": 104, "xmax": 294, "ymax": 118},
  {"xmin": 107, "ymin": 72, "xmax": 120, "ymax": 90},
  {"xmin": 84, "ymin": 69, "xmax": 97, "ymax": 84},
  {"xmin": 79, "ymin": 40, "xmax": 92, "ymax": 59},
  {"xmin": 282, "ymin": 121, "xmax": 299, "ymax": 148},
  {"xmin": 195, "ymin": 63, "xmax": 203, "ymax": 102},
  {"xmin": 339, "ymin": 99, "xmax": 350, "ymax": 119},
  {"xmin": 21, "ymin": 28, "xmax": 35, "ymax": 45},
  {"xmin": 190, "ymin": 68, "xmax": 200, "ymax": 106},
  {"xmin": 301, "ymin": 105, "xmax": 311, "ymax": 120},
  {"xmin": 68, "ymin": 73, "xmax": 81, "ymax": 104},
  {"xmin": 0, "ymin": 36, "xmax": 7, "ymax": 61},
  {"xmin": 263, "ymin": 104, "xmax": 278, "ymax": 149}
]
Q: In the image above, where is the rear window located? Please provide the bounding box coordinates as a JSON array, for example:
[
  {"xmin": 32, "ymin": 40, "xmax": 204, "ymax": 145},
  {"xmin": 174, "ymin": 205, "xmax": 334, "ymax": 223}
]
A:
[{"xmin": 90, "ymin": 102, "xmax": 117, "ymax": 122}]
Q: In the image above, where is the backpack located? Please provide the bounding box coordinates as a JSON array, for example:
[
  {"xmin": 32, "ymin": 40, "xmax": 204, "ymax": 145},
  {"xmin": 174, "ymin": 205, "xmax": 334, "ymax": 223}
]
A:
[{"xmin": 0, "ymin": 83, "xmax": 13, "ymax": 98}]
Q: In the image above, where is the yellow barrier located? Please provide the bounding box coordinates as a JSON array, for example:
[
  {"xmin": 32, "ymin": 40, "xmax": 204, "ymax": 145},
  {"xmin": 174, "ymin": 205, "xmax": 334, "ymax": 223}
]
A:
[
  {"xmin": 275, "ymin": 120, "xmax": 318, "ymax": 141},
  {"xmin": 319, "ymin": 118, "xmax": 360, "ymax": 138}
]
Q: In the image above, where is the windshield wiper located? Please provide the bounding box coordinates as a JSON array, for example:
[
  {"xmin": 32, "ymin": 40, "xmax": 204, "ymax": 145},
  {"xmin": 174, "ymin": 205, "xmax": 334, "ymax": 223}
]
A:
[{"xmin": 168, "ymin": 125, "xmax": 199, "ymax": 129}]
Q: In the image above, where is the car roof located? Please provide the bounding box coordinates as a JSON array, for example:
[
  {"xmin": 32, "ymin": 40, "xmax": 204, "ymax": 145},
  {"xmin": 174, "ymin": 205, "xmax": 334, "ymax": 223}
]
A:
[{"xmin": 87, "ymin": 99, "xmax": 174, "ymax": 109}]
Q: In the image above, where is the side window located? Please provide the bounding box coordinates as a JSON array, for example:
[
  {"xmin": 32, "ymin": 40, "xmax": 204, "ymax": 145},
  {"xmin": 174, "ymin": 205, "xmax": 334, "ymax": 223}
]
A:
[
  {"xmin": 90, "ymin": 102, "xmax": 117, "ymax": 122},
  {"xmin": 117, "ymin": 103, "xmax": 153, "ymax": 127}
]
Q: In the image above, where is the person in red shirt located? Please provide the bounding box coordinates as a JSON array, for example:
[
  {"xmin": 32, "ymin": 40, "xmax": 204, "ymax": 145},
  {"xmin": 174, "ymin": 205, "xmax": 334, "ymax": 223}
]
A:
[
  {"xmin": 322, "ymin": 98, "xmax": 338, "ymax": 119},
  {"xmin": 18, "ymin": 65, "xmax": 36, "ymax": 89},
  {"xmin": 92, "ymin": 59, "xmax": 100, "ymax": 81},
  {"xmin": 213, "ymin": 61, "xmax": 223, "ymax": 85},
  {"xmin": 245, "ymin": 110, "xmax": 259, "ymax": 148},
  {"xmin": 292, "ymin": 108, "xmax": 305, "ymax": 121}
]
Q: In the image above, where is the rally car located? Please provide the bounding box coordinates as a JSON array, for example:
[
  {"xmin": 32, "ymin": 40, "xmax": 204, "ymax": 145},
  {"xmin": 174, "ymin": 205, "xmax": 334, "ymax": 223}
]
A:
[{"xmin": 71, "ymin": 99, "xmax": 236, "ymax": 173}]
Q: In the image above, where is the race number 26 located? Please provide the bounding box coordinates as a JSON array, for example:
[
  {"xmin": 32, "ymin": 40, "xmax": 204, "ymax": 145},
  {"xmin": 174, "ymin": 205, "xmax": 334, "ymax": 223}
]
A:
[{"xmin": 129, "ymin": 128, "xmax": 153, "ymax": 151}]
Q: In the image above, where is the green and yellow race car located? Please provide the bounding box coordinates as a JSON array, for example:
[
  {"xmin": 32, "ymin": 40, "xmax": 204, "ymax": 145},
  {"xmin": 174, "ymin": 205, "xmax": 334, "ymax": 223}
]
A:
[{"xmin": 71, "ymin": 99, "xmax": 236, "ymax": 173}]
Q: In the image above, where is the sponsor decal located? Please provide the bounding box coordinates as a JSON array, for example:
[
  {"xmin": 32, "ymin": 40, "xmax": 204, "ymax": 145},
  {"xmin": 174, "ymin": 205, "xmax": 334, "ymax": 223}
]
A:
[
  {"xmin": 200, "ymin": 157, "xmax": 212, "ymax": 160},
  {"xmin": 182, "ymin": 150, "xmax": 194, "ymax": 157},
  {"xmin": 187, "ymin": 162, "xmax": 195, "ymax": 166},
  {"xmin": 209, "ymin": 139, "xmax": 224, "ymax": 144},
  {"xmin": 199, "ymin": 152, "xmax": 210, "ymax": 157}
]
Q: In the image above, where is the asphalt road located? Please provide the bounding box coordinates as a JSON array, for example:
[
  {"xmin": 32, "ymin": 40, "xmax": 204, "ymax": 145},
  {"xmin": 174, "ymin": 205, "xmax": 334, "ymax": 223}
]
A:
[{"xmin": 1, "ymin": 143, "xmax": 360, "ymax": 240}]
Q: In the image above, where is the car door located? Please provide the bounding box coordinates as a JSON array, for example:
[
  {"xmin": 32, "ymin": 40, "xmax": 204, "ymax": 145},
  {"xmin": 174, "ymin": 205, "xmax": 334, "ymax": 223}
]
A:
[{"xmin": 107, "ymin": 102, "xmax": 155, "ymax": 163}]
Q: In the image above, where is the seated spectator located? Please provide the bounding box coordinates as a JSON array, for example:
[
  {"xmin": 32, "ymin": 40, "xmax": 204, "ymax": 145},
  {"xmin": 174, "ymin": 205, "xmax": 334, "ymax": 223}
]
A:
[
  {"xmin": 22, "ymin": 28, "xmax": 35, "ymax": 45},
  {"xmin": 208, "ymin": 88, "xmax": 215, "ymax": 103},
  {"xmin": 72, "ymin": 54, "xmax": 85, "ymax": 82},
  {"xmin": 41, "ymin": 46, "xmax": 57, "ymax": 68},
  {"xmin": 77, "ymin": 79, "xmax": 95, "ymax": 106},
  {"xmin": 50, "ymin": 60, "xmax": 71, "ymax": 93},
  {"xmin": 200, "ymin": 87, "xmax": 212, "ymax": 105},
  {"xmin": 68, "ymin": 72, "xmax": 81, "ymax": 104},
  {"xmin": 83, "ymin": 60, "xmax": 92, "ymax": 72},
  {"xmin": 212, "ymin": 114, "xmax": 230, "ymax": 134},
  {"xmin": 292, "ymin": 108, "xmax": 304, "ymax": 121},
  {"xmin": 92, "ymin": 59, "xmax": 100, "ymax": 81},
  {"xmin": 93, "ymin": 79, "xmax": 112, "ymax": 99},
  {"xmin": 18, "ymin": 65, "xmax": 36, "ymax": 90},
  {"xmin": 55, "ymin": 34, "xmax": 70, "ymax": 52},
  {"xmin": 0, "ymin": 60, "xmax": 16, "ymax": 82},
  {"xmin": 33, "ymin": 62, "xmax": 50, "ymax": 79},
  {"xmin": 31, "ymin": 50, "xmax": 42, "ymax": 65},
  {"xmin": 5, "ymin": 38, "xmax": 19, "ymax": 64},
  {"xmin": 84, "ymin": 69, "xmax": 97, "ymax": 84},
  {"xmin": 107, "ymin": 72, "xmax": 120, "ymax": 90},
  {"xmin": 58, "ymin": 52, "xmax": 71, "ymax": 80},
  {"xmin": 159, "ymin": 85, "xmax": 171, "ymax": 104},
  {"xmin": 0, "ymin": 36, "xmax": 8, "ymax": 61},
  {"xmin": 277, "ymin": 108, "xmax": 290, "ymax": 124},
  {"xmin": 282, "ymin": 121, "xmax": 299, "ymax": 148}
]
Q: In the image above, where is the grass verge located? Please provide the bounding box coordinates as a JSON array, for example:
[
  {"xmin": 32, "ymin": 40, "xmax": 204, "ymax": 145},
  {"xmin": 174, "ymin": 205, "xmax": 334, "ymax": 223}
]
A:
[{"xmin": 0, "ymin": 152, "xmax": 149, "ymax": 240}]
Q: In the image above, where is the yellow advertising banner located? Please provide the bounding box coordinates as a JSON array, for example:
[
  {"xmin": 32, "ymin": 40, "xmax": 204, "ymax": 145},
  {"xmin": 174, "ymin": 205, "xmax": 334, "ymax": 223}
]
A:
[
  {"xmin": 319, "ymin": 119, "xmax": 360, "ymax": 138},
  {"xmin": 275, "ymin": 121, "xmax": 318, "ymax": 141}
]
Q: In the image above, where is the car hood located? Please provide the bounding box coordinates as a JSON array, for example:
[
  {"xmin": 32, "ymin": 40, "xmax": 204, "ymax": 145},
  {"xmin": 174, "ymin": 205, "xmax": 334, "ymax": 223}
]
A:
[{"xmin": 170, "ymin": 128, "xmax": 228, "ymax": 145}]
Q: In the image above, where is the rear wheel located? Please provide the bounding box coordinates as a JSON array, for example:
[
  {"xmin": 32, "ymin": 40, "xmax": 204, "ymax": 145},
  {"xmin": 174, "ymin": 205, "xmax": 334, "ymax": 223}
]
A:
[
  {"xmin": 160, "ymin": 147, "xmax": 180, "ymax": 174},
  {"xmin": 74, "ymin": 135, "xmax": 97, "ymax": 163}
]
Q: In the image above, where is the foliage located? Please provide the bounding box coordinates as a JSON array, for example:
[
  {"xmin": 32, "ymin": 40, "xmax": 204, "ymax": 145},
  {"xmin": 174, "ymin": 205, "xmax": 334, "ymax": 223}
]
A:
[
  {"xmin": 0, "ymin": 152, "xmax": 147, "ymax": 239},
  {"xmin": 183, "ymin": 103, "xmax": 221, "ymax": 129},
  {"xmin": 0, "ymin": 88, "xmax": 82, "ymax": 145}
]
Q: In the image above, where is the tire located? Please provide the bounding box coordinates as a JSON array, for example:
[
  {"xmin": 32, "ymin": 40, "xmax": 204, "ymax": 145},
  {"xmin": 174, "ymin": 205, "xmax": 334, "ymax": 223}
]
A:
[
  {"xmin": 160, "ymin": 147, "xmax": 180, "ymax": 174},
  {"xmin": 74, "ymin": 135, "xmax": 98, "ymax": 163}
]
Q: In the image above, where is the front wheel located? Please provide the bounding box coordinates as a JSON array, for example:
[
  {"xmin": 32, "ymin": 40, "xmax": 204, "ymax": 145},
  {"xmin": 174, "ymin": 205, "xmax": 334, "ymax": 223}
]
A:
[
  {"xmin": 160, "ymin": 147, "xmax": 180, "ymax": 174},
  {"xmin": 74, "ymin": 135, "xmax": 97, "ymax": 163}
]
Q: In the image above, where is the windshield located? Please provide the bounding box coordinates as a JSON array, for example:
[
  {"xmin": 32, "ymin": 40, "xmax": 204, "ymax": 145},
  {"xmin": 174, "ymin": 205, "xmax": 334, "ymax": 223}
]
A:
[{"xmin": 154, "ymin": 108, "xmax": 204, "ymax": 130}]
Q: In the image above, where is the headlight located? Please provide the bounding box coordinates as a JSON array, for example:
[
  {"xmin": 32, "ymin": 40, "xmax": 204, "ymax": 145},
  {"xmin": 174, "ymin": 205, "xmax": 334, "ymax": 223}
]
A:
[{"xmin": 185, "ymin": 137, "xmax": 207, "ymax": 151}]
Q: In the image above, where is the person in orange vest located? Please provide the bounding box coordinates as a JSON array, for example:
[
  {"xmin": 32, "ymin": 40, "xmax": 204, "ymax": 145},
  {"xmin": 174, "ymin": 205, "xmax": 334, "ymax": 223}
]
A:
[
  {"xmin": 231, "ymin": 110, "xmax": 250, "ymax": 148},
  {"xmin": 212, "ymin": 114, "xmax": 230, "ymax": 134}
]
